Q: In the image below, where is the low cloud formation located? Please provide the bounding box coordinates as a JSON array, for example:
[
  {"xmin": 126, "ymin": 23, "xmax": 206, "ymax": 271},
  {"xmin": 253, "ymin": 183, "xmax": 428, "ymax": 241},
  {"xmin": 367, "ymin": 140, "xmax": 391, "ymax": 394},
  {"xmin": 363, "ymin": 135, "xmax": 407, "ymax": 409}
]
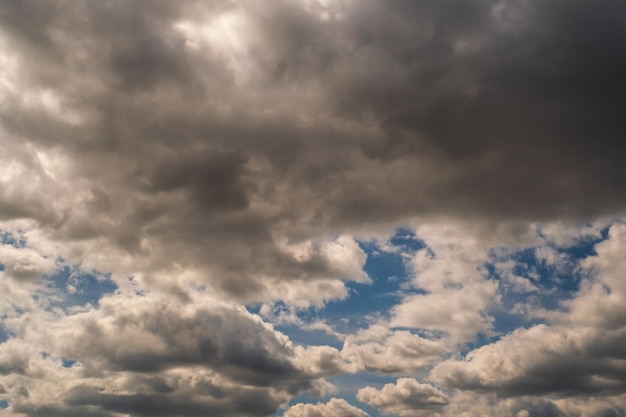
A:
[
  {"xmin": 357, "ymin": 378, "xmax": 449, "ymax": 417},
  {"xmin": 432, "ymin": 223, "xmax": 626, "ymax": 399},
  {"xmin": 391, "ymin": 224, "xmax": 501, "ymax": 343},
  {"xmin": 432, "ymin": 323, "xmax": 626, "ymax": 398},
  {"xmin": 342, "ymin": 325, "xmax": 447, "ymax": 373},
  {"xmin": 1, "ymin": 0, "xmax": 625, "ymax": 301},
  {"xmin": 0, "ymin": 0, "xmax": 625, "ymax": 415},
  {"xmin": 0, "ymin": 292, "xmax": 338, "ymax": 417},
  {"xmin": 284, "ymin": 398, "xmax": 369, "ymax": 417}
]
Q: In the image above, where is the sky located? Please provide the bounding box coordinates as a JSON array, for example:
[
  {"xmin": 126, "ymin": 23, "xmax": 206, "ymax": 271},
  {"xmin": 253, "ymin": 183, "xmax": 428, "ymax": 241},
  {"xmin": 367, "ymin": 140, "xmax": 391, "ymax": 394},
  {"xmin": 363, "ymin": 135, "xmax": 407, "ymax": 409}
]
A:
[{"xmin": 0, "ymin": 0, "xmax": 625, "ymax": 416}]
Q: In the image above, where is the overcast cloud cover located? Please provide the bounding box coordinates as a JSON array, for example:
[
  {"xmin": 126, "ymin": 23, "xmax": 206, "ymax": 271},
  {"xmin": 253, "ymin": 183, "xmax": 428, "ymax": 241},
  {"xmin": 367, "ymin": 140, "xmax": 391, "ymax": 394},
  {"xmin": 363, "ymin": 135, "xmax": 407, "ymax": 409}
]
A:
[{"xmin": 0, "ymin": 0, "xmax": 625, "ymax": 416}]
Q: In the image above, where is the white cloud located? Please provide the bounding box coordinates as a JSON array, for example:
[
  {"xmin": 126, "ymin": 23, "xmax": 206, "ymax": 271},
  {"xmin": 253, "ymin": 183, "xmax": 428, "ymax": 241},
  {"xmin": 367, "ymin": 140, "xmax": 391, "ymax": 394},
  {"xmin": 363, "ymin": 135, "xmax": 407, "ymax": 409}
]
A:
[
  {"xmin": 342, "ymin": 325, "xmax": 447, "ymax": 373},
  {"xmin": 390, "ymin": 224, "xmax": 500, "ymax": 343},
  {"xmin": 0, "ymin": 244, "xmax": 56, "ymax": 282},
  {"xmin": 357, "ymin": 378, "xmax": 449, "ymax": 417},
  {"xmin": 0, "ymin": 288, "xmax": 347, "ymax": 417},
  {"xmin": 553, "ymin": 223, "xmax": 626, "ymax": 330},
  {"xmin": 284, "ymin": 398, "xmax": 369, "ymax": 417},
  {"xmin": 430, "ymin": 224, "xmax": 626, "ymax": 398},
  {"xmin": 492, "ymin": 259, "xmax": 539, "ymax": 293},
  {"xmin": 428, "ymin": 390, "xmax": 626, "ymax": 417},
  {"xmin": 537, "ymin": 221, "xmax": 608, "ymax": 248}
]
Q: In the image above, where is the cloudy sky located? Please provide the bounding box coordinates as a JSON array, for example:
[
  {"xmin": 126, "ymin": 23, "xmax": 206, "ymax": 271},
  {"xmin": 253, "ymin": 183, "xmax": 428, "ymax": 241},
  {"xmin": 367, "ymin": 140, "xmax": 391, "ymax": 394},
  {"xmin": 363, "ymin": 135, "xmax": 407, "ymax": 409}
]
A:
[{"xmin": 1, "ymin": 0, "xmax": 626, "ymax": 416}]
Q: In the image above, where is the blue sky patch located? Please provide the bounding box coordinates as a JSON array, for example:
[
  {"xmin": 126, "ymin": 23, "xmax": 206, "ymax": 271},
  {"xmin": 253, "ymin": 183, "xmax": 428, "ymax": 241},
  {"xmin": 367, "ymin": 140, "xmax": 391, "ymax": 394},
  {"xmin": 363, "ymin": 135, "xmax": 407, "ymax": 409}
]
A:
[
  {"xmin": 321, "ymin": 231, "xmax": 421, "ymax": 328},
  {"xmin": 0, "ymin": 231, "xmax": 26, "ymax": 248},
  {"xmin": 40, "ymin": 266, "xmax": 117, "ymax": 310}
]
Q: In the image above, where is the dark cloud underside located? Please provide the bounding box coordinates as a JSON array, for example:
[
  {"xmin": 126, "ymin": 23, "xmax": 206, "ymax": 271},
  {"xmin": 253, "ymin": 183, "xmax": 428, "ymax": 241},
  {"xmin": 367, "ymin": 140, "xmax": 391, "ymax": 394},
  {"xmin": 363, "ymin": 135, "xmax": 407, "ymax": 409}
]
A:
[{"xmin": 1, "ymin": 1, "xmax": 626, "ymax": 416}]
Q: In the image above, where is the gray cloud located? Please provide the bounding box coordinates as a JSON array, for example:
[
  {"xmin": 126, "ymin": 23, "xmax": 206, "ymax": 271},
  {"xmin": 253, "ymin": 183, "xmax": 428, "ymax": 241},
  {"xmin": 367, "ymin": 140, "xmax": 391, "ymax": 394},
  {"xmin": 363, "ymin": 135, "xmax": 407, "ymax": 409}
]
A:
[
  {"xmin": 51, "ymin": 294, "xmax": 334, "ymax": 390},
  {"xmin": 63, "ymin": 383, "xmax": 283, "ymax": 417},
  {"xmin": 0, "ymin": 293, "xmax": 340, "ymax": 417},
  {"xmin": 1, "ymin": 0, "xmax": 626, "ymax": 415},
  {"xmin": 12, "ymin": 404, "xmax": 117, "ymax": 417},
  {"xmin": 0, "ymin": 245, "xmax": 56, "ymax": 283},
  {"xmin": 1, "ymin": 0, "xmax": 625, "ymax": 304}
]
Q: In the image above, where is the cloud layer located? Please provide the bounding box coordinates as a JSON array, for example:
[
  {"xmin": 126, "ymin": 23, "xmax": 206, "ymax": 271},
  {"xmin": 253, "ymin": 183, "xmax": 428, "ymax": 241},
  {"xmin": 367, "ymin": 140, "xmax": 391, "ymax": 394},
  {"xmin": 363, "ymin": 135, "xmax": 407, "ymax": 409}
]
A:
[{"xmin": 1, "ymin": 0, "xmax": 625, "ymax": 416}]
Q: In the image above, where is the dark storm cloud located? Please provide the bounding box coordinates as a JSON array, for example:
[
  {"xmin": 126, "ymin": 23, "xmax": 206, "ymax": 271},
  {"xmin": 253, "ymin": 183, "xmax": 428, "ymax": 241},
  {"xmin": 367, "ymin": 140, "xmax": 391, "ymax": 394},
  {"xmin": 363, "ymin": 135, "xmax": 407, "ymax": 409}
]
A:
[
  {"xmin": 1, "ymin": 0, "xmax": 626, "ymax": 412},
  {"xmin": 2, "ymin": 0, "xmax": 626, "ymax": 217},
  {"xmin": 1, "ymin": 0, "xmax": 624, "ymax": 268},
  {"xmin": 141, "ymin": 151, "xmax": 250, "ymax": 210},
  {"xmin": 328, "ymin": 0, "xmax": 626, "ymax": 220},
  {"xmin": 1, "ymin": 0, "xmax": 624, "ymax": 244}
]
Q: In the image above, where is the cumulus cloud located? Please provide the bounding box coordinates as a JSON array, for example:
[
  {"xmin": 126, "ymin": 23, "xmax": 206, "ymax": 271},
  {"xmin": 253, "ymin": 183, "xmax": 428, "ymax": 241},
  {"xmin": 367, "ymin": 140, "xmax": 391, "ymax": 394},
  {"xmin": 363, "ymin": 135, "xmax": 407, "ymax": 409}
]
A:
[
  {"xmin": 50, "ymin": 293, "xmax": 342, "ymax": 387},
  {"xmin": 431, "ymin": 323, "xmax": 626, "ymax": 397},
  {"xmin": 566, "ymin": 223, "xmax": 626, "ymax": 328},
  {"xmin": 431, "ymin": 223, "xmax": 626, "ymax": 399},
  {"xmin": 0, "ymin": 245, "xmax": 54, "ymax": 281},
  {"xmin": 0, "ymin": 291, "xmax": 342, "ymax": 416},
  {"xmin": 0, "ymin": 0, "xmax": 625, "ymax": 415},
  {"xmin": 1, "ymin": 0, "xmax": 625, "ymax": 303},
  {"xmin": 391, "ymin": 225, "xmax": 501, "ymax": 343},
  {"xmin": 284, "ymin": 398, "xmax": 369, "ymax": 417},
  {"xmin": 357, "ymin": 378, "xmax": 449, "ymax": 416},
  {"xmin": 342, "ymin": 324, "xmax": 446, "ymax": 373},
  {"xmin": 427, "ymin": 390, "xmax": 626, "ymax": 417}
]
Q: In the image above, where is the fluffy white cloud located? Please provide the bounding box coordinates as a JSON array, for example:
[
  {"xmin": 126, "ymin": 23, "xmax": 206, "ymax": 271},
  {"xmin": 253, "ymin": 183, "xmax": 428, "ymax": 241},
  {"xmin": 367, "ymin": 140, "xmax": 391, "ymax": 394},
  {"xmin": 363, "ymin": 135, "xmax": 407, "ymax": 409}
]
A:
[
  {"xmin": 431, "ymin": 223, "xmax": 626, "ymax": 399},
  {"xmin": 357, "ymin": 378, "xmax": 449, "ymax": 417},
  {"xmin": 428, "ymin": 390, "xmax": 626, "ymax": 417},
  {"xmin": 0, "ymin": 245, "xmax": 56, "ymax": 283},
  {"xmin": 0, "ymin": 242, "xmax": 61, "ymax": 320},
  {"xmin": 391, "ymin": 224, "xmax": 500, "ymax": 343},
  {"xmin": 431, "ymin": 324, "xmax": 626, "ymax": 396},
  {"xmin": 0, "ymin": 289, "xmax": 345, "ymax": 417},
  {"xmin": 284, "ymin": 398, "xmax": 369, "ymax": 417},
  {"xmin": 565, "ymin": 223, "xmax": 626, "ymax": 329},
  {"xmin": 537, "ymin": 222, "xmax": 608, "ymax": 248},
  {"xmin": 342, "ymin": 325, "xmax": 446, "ymax": 373}
]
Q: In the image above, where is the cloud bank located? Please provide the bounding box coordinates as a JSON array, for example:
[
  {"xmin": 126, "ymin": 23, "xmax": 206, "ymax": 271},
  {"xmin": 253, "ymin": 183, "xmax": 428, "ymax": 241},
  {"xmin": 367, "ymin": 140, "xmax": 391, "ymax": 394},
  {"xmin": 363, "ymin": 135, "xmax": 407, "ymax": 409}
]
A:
[{"xmin": 1, "ymin": 0, "xmax": 625, "ymax": 416}]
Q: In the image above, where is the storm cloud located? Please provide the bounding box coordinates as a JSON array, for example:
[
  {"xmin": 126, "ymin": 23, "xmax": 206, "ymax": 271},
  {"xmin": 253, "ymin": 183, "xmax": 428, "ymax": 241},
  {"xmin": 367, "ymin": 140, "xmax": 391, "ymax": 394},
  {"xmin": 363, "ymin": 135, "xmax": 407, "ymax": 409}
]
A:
[{"xmin": 1, "ymin": 0, "xmax": 625, "ymax": 416}]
